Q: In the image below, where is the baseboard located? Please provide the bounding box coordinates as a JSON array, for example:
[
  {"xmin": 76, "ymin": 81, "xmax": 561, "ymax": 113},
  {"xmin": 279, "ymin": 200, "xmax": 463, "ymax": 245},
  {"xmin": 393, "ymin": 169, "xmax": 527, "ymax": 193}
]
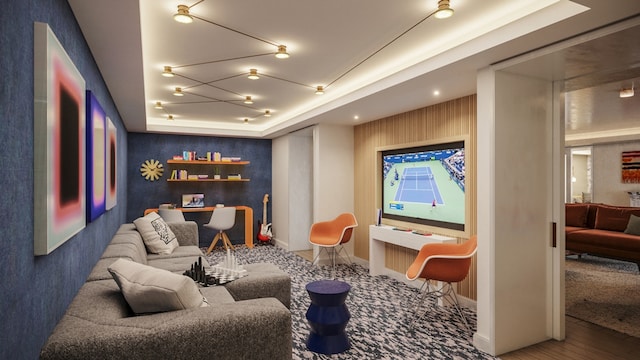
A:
[{"xmin": 473, "ymin": 333, "xmax": 493, "ymax": 356}]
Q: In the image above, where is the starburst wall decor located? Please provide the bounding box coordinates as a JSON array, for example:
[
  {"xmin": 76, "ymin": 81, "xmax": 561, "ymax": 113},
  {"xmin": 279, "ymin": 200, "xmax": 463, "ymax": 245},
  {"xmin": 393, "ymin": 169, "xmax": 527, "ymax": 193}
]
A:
[{"xmin": 140, "ymin": 159, "xmax": 164, "ymax": 181}]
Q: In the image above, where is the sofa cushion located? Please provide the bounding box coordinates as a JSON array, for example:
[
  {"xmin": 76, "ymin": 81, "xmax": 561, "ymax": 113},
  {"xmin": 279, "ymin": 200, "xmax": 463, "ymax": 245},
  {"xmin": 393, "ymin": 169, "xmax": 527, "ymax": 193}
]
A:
[
  {"xmin": 594, "ymin": 205, "xmax": 640, "ymax": 232},
  {"xmin": 565, "ymin": 203, "xmax": 589, "ymax": 227},
  {"xmin": 624, "ymin": 214, "xmax": 640, "ymax": 236},
  {"xmin": 133, "ymin": 212, "xmax": 178, "ymax": 254},
  {"xmin": 108, "ymin": 258, "xmax": 207, "ymax": 314}
]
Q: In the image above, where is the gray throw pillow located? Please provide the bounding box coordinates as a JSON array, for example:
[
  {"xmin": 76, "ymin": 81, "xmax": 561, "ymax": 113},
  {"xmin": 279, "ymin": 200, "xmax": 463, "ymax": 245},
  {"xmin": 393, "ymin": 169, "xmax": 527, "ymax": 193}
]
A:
[
  {"xmin": 133, "ymin": 212, "xmax": 178, "ymax": 254},
  {"xmin": 108, "ymin": 258, "xmax": 207, "ymax": 314},
  {"xmin": 624, "ymin": 214, "xmax": 640, "ymax": 236}
]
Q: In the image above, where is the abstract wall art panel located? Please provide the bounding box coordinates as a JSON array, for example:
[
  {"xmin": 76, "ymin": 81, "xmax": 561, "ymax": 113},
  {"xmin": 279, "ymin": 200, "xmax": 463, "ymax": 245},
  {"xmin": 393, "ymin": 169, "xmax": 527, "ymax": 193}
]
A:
[
  {"xmin": 86, "ymin": 91, "xmax": 106, "ymax": 221},
  {"xmin": 34, "ymin": 22, "xmax": 86, "ymax": 255},
  {"xmin": 622, "ymin": 150, "xmax": 640, "ymax": 183},
  {"xmin": 106, "ymin": 116, "xmax": 117, "ymax": 210}
]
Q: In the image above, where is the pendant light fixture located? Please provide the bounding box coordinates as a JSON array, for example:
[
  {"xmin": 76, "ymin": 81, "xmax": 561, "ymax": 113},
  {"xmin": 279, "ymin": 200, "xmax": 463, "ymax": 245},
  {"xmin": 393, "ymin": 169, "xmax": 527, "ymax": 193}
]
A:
[
  {"xmin": 434, "ymin": 0, "xmax": 454, "ymax": 19},
  {"xmin": 173, "ymin": 87, "xmax": 184, "ymax": 96},
  {"xmin": 173, "ymin": 5, "xmax": 193, "ymax": 23},
  {"xmin": 162, "ymin": 66, "xmax": 174, "ymax": 77},
  {"xmin": 248, "ymin": 69, "xmax": 259, "ymax": 80},
  {"xmin": 275, "ymin": 45, "xmax": 289, "ymax": 59},
  {"xmin": 244, "ymin": 96, "xmax": 253, "ymax": 104},
  {"xmin": 315, "ymin": 86, "xmax": 325, "ymax": 95},
  {"xmin": 620, "ymin": 83, "xmax": 635, "ymax": 98}
]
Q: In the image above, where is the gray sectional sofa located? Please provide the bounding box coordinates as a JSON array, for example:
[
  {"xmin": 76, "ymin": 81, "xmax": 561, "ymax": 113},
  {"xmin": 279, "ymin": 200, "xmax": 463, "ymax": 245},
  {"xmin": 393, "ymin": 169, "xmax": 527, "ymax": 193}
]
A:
[{"xmin": 40, "ymin": 222, "xmax": 292, "ymax": 360}]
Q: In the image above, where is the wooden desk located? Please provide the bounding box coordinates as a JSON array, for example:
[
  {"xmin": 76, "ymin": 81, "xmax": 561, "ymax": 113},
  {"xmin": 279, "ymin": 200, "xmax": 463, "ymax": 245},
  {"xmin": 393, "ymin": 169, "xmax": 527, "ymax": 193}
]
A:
[{"xmin": 144, "ymin": 206, "xmax": 254, "ymax": 248}]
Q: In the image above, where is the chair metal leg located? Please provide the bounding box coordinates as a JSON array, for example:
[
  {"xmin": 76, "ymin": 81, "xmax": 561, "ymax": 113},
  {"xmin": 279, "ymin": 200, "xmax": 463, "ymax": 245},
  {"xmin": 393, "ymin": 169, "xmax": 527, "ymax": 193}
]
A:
[
  {"xmin": 407, "ymin": 280, "xmax": 472, "ymax": 333},
  {"xmin": 442, "ymin": 284, "xmax": 471, "ymax": 333}
]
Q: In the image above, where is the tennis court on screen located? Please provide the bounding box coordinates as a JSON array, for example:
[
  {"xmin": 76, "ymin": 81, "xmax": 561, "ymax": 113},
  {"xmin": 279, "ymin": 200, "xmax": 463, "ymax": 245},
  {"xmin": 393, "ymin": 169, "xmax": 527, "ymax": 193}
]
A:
[{"xmin": 394, "ymin": 166, "xmax": 444, "ymax": 205}]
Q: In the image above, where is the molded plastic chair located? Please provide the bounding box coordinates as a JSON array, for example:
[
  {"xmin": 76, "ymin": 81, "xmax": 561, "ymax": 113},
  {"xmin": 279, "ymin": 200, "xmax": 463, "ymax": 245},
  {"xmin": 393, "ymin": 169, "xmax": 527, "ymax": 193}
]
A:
[
  {"xmin": 308, "ymin": 213, "xmax": 358, "ymax": 277},
  {"xmin": 158, "ymin": 208, "xmax": 186, "ymax": 222},
  {"xmin": 405, "ymin": 235, "xmax": 477, "ymax": 332},
  {"xmin": 204, "ymin": 207, "xmax": 236, "ymax": 253}
]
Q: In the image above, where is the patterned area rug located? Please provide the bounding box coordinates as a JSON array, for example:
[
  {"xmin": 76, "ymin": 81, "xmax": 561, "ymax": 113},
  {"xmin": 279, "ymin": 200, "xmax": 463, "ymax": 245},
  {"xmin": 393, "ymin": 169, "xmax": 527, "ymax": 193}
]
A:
[
  {"xmin": 205, "ymin": 245, "xmax": 496, "ymax": 359},
  {"xmin": 565, "ymin": 254, "xmax": 640, "ymax": 338}
]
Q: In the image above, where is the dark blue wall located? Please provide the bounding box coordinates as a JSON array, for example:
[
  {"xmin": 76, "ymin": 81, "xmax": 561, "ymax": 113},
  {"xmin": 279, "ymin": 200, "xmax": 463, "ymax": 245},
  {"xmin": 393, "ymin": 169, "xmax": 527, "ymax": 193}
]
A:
[
  {"xmin": 0, "ymin": 1, "xmax": 127, "ymax": 358},
  {"xmin": 127, "ymin": 133, "xmax": 272, "ymax": 247}
]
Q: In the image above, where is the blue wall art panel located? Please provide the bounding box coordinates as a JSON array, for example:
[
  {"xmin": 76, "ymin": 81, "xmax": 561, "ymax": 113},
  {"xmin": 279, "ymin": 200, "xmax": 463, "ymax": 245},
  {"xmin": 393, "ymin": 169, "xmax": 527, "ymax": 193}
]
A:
[{"xmin": 86, "ymin": 90, "xmax": 106, "ymax": 221}]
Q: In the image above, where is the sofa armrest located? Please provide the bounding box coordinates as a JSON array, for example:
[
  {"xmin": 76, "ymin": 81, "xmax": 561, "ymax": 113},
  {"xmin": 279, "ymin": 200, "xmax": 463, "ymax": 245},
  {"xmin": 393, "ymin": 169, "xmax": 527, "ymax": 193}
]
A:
[
  {"xmin": 167, "ymin": 221, "xmax": 199, "ymax": 247},
  {"xmin": 40, "ymin": 298, "xmax": 292, "ymax": 360}
]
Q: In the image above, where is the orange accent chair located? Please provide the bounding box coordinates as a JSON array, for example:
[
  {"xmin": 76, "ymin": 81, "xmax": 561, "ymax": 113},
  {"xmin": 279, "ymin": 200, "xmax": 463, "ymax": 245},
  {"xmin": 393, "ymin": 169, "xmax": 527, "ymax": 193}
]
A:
[
  {"xmin": 405, "ymin": 235, "xmax": 477, "ymax": 331},
  {"xmin": 308, "ymin": 213, "xmax": 358, "ymax": 276}
]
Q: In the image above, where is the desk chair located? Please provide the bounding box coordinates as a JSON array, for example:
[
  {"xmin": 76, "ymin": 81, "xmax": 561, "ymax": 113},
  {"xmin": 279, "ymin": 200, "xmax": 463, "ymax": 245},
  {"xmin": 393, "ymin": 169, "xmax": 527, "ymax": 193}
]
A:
[
  {"xmin": 204, "ymin": 207, "xmax": 236, "ymax": 254},
  {"xmin": 158, "ymin": 208, "xmax": 186, "ymax": 222},
  {"xmin": 308, "ymin": 213, "xmax": 358, "ymax": 277},
  {"xmin": 405, "ymin": 235, "xmax": 477, "ymax": 332}
]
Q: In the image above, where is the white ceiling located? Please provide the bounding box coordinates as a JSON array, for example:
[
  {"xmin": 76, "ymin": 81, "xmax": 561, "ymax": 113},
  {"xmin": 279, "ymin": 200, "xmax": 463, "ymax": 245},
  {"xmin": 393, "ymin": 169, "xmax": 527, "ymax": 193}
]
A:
[{"xmin": 68, "ymin": 0, "xmax": 640, "ymax": 141}]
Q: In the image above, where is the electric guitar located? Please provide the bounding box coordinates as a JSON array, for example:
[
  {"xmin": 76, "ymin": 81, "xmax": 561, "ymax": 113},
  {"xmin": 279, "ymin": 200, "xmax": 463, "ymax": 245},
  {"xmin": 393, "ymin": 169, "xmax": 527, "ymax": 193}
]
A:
[{"xmin": 257, "ymin": 194, "xmax": 273, "ymax": 242}]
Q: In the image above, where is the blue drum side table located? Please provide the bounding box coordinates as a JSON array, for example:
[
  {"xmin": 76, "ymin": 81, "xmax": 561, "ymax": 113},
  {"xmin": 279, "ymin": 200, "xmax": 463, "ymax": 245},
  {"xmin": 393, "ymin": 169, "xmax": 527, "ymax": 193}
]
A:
[{"xmin": 305, "ymin": 280, "xmax": 351, "ymax": 354}]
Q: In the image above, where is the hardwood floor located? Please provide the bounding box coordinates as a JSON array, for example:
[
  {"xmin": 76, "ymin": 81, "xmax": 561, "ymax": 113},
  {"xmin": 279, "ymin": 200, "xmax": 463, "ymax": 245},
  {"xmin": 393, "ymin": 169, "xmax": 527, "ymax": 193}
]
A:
[
  {"xmin": 294, "ymin": 250, "xmax": 639, "ymax": 359},
  {"xmin": 500, "ymin": 315, "xmax": 640, "ymax": 360}
]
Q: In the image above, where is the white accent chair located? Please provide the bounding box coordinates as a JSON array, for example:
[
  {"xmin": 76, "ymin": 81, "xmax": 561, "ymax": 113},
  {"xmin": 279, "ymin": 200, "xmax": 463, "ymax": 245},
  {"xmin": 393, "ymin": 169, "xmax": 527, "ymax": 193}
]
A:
[{"xmin": 204, "ymin": 207, "xmax": 236, "ymax": 253}]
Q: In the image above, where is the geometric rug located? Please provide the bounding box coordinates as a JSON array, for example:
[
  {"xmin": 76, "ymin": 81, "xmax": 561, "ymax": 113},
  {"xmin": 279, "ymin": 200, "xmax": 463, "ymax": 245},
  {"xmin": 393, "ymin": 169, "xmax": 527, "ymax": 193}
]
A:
[
  {"xmin": 565, "ymin": 254, "xmax": 640, "ymax": 338},
  {"xmin": 204, "ymin": 245, "xmax": 497, "ymax": 359}
]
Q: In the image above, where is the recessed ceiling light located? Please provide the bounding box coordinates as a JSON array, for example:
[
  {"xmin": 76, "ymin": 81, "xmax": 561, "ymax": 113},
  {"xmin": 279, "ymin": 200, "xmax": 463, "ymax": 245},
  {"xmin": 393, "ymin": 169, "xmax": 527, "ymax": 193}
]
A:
[
  {"xmin": 354, "ymin": 115, "xmax": 359, "ymax": 120},
  {"xmin": 433, "ymin": 90, "xmax": 440, "ymax": 96}
]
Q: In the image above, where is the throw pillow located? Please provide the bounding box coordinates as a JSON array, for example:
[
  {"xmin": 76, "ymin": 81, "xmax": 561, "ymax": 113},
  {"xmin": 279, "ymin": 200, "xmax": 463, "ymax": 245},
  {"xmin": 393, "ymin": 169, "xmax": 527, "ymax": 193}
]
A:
[
  {"xmin": 624, "ymin": 214, "xmax": 640, "ymax": 236},
  {"xmin": 594, "ymin": 205, "xmax": 640, "ymax": 232},
  {"xmin": 133, "ymin": 212, "xmax": 178, "ymax": 254},
  {"xmin": 108, "ymin": 258, "xmax": 208, "ymax": 314}
]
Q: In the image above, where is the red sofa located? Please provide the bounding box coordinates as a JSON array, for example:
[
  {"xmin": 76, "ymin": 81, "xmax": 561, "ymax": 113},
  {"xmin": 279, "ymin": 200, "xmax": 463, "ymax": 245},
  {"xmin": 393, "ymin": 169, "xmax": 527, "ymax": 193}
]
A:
[{"xmin": 565, "ymin": 203, "xmax": 640, "ymax": 270}]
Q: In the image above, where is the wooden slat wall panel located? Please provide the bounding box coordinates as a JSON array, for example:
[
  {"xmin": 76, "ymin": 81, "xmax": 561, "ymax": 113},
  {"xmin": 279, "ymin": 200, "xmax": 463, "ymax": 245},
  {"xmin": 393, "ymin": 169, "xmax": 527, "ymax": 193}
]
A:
[{"xmin": 353, "ymin": 95, "xmax": 477, "ymax": 299}]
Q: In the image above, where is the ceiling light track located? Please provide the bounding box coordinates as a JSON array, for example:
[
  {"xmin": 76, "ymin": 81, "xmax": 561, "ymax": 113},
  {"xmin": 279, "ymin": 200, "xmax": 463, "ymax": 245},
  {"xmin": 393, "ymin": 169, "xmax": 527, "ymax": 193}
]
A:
[
  {"xmin": 326, "ymin": 0, "xmax": 454, "ymax": 88},
  {"xmin": 191, "ymin": 14, "xmax": 282, "ymax": 49},
  {"xmin": 167, "ymin": 52, "xmax": 273, "ymax": 70}
]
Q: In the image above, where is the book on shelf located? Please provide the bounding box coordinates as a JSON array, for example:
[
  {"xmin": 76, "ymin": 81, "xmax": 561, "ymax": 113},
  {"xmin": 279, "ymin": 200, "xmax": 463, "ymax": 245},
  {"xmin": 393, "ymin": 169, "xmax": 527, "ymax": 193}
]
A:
[
  {"xmin": 179, "ymin": 169, "xmax": 188, "ymax": 179},
  {"xmin": 170, "ymin": 170, "xmax": 177, "ymax": 179},
  {"xmin": 227, "ymin": 174, "xmax": 241, "ymax": 180}
]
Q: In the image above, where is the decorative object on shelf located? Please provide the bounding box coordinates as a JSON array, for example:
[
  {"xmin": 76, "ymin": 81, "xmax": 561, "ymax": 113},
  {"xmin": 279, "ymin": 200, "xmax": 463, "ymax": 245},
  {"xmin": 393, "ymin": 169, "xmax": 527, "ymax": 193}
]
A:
[{"xmin": 140, "ymin": 159, "xmax": 164, "ymax": 181}]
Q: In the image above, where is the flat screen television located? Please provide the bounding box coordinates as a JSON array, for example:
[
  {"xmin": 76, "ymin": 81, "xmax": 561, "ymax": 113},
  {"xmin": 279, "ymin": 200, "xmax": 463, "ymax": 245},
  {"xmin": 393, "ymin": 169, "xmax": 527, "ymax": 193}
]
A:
[
  {"xmin": 380, "ymin": 140, "xmax": 465, "ymax": 231},
  {"xmin": 182, "ymin": 194, "xmax": 205, "ymax": 208}
]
